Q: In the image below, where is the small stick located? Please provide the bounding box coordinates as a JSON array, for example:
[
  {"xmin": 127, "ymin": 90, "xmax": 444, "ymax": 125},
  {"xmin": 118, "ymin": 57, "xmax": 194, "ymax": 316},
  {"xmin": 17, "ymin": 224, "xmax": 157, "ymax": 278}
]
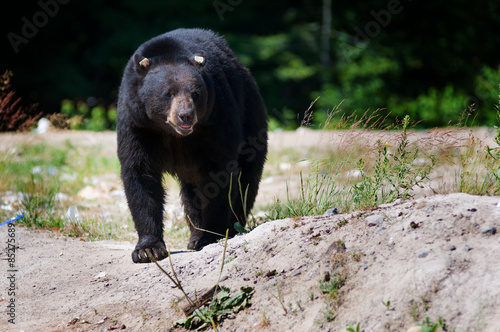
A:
[{"xmin": 180, "ymin": 284, "xmax": 218, "ymax": 317}]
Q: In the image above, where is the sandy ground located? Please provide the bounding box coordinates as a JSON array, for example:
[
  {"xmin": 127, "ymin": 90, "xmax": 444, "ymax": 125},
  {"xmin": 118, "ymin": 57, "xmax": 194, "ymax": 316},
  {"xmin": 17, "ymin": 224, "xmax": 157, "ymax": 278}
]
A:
[{"xmin": 1, "ymin": 129, "xmax": 500, "ymax": 332}]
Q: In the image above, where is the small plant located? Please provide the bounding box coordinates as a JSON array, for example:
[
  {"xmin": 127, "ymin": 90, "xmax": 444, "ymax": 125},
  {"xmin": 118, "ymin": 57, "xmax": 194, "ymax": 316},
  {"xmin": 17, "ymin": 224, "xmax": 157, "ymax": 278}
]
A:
[
  {"xmin": 267, "ymin": 168, "xmax": 344, "ymax": 220},
  {"xmin": 271, "ymin": 282, "xmax": 288, "ymax": 315},
  {"xmin": 174, "ymin": 286, "xmax": 254, "ymax": 330},
  {"xmin": 352, "ymin": 115, "xmax": 434, "ymax": 209},
  {"xmin": 382, "ymin": 300, "xmax": 392, "ymax": 310},
  {"xmin": 346, "ymin": 322, "xmax": 362, "ymax": 332},
  {"xmin": 260, "ymin": 310, "xmax": 270, "ymax": 327},
  {"xmin": 485, "ymin": 84, "xmax": 500, "ymax": 193},
  {"xmin": 319, "ymin": 273, "xmax": 345, "ymax": 299},
  {"xmin": 418, "ymin": 316, "xmax": 454, "ymax": 332},
  {"xmin": 19, "ymin": 175, "xmax": 65, "ymax": 230}
]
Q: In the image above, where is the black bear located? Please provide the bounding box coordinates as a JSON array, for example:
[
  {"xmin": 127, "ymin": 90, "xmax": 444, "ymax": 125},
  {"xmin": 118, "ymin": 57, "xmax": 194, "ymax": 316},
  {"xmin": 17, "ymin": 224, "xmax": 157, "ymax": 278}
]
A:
[{"xmin": 117, "ymin": 29, "xmax": 268, "ymax": 263}]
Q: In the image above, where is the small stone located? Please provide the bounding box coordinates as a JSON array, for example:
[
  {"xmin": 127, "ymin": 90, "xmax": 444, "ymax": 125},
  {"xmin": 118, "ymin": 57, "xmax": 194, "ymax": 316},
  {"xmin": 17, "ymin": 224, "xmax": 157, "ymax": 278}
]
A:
[
  {"xmin": 323, "ymin": 208, "xmax": 338, "ymax": 216},
  {"xmin": 409, "ymin": 221, "xmax": 420, "ymax": 229},
  {"xmin": 443, "ymin": 244, "xmax": 456, "ymax": 251},
  {"xmin": 464, "ymin": 246, "xmax": 473, "ymax": 252},
  {"xmin": 323, "ymin": 270, "xmax": 331, "ymax": 282},
  {"xmin": 292, "ymin": 271, "xmax": 302, "ymax": 277},
  {"xmin": 378, "ymin": 226, "xmax": 387, "ymax": 232},
  {"xmin": 261, "ymin": 281, "xmax": 276, "ymax": 291},
  {"xmin": 362, "ymin": 264, "xmax": 368, "ymax": 270},
  {"xmin": 481, "ymin": 225, "xmax": 497, "ymax": 236},
  {"xmin": 365, "ymin": 214, "xmax": 385, "ymax": 227},
  {"xmin": 345, "ymin": 170, "xmax": 365, "ymax": 178},
  {"xmin": 417, "ymin": 251, "xmax": 428, "ymax": 258},
  {"xmin": 94, "ymin": 272, "xmax": 107, "ymax": 279},
  {"xmin": 393, "ymin": 198, "xmax": 403, "ymax": 205}
]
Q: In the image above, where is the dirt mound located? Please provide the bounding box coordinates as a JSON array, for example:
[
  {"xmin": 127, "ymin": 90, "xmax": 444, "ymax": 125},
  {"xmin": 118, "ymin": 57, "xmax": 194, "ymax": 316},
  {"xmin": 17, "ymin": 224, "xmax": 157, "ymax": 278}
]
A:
[{"xmin": 2, "ymin": 193, "xmax": 499, "ymax": 331}]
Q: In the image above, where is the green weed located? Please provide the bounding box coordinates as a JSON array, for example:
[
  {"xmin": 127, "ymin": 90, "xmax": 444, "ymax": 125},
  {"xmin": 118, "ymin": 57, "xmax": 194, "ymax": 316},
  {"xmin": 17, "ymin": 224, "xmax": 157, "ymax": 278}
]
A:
[
  {"xmin": 174, "ymin": 286, "xmax": 254, "ymax": 330},
  {"xmin": 418, "ymin": 316, "xmax": 454, "ymax": 332},
  {"xmin": 319, "ymin": 273, "xmax": 345, "ymax": 300},
  {"xmin": 352, "ymin": 115, "xmax": 434, "ymax": 209},
  {"xmin": 18, "ymin": 175, "xmax": 65, "ymax": 229},
  {"xmin": 346, "ymin": 322, "xmax": 362, "ymax": 332}
]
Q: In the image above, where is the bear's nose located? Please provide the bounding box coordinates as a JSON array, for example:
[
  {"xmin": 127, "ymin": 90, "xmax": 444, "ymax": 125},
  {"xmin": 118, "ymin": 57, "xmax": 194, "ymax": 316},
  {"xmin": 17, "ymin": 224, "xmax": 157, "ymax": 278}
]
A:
[{"xmin": 177, "ymin": 109, "xmax": 194, "ymax": 124}]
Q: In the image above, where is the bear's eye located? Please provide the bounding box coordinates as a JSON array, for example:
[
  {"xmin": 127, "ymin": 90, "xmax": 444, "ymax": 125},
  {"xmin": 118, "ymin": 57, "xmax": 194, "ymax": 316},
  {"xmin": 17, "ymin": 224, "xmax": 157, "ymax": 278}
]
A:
[
  {"xmin": 192, "ymin": 91, "xmax": 200, "ymax": 100},
  {"xmin": 163, "ymin": 91, "xmax": 173, "ymax": 99}
]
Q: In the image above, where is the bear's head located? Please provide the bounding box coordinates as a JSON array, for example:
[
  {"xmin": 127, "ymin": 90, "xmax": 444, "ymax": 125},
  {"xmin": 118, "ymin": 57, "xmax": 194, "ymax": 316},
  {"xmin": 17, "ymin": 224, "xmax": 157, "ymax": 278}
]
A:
[{"xmin": 133, "ymin": 52, "xmax": 208, "ymax": 136}]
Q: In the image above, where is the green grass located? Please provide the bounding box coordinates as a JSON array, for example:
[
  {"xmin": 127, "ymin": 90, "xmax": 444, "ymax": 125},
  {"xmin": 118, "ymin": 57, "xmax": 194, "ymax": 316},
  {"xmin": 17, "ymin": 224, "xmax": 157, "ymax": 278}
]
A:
[
  {"xmin": 319, "ymin": 273, "xmax": 345, "ymax": 300},
  {"xmin": 267, "ymin": 105, "xmax": 500, "ymax": 220},
  {"xmin": 418, "ymin": 317, "xmax": 455, "ymax": 332},
  {"xmin": 0, "ymin": 138, "xmax": 124, "ymax": 240},
  {"xmin": 2, "ymin": 89, "xmax": 500, "ymax": 242}
]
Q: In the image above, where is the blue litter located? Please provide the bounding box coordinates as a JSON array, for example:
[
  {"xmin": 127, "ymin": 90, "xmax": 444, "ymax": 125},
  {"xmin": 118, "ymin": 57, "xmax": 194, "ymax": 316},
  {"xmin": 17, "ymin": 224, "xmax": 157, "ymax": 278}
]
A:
[{"xmin": 0, "ymin": 214, "xmax": 23, "ymax": 227}]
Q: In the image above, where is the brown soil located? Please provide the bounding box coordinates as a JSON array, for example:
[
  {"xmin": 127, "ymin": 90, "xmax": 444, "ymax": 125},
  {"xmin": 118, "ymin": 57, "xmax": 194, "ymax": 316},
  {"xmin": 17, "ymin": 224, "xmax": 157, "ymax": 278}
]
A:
[{"xmin": 1, "ymin": 129, "xmax": 500, "ymax": 332}]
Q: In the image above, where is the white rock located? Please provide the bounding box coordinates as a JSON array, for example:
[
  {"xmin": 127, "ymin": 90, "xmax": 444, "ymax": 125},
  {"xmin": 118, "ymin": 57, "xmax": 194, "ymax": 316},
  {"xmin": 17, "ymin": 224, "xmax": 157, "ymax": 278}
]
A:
[
  {"xmin": 33, "ymin": 118, "xmax": 51, "ymax": 134},
  {"xmin": 65, "ymin": 205, "xmax": 81, "ymax": 223},
  {"xmin": 345, "ymin": 170, "xmax": 365, "ymax": 178}
]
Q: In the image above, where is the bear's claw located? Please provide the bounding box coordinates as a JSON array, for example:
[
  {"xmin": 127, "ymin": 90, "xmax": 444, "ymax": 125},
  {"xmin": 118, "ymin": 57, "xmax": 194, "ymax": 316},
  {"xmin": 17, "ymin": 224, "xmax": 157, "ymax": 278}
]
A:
[{"xmin": 132, "ymin": 239, "xmax": 168, "ymax": 263}]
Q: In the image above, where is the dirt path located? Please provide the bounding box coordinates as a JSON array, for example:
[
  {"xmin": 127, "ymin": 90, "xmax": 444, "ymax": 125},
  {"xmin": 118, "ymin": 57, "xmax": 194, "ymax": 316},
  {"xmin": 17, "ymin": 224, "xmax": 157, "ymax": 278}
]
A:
[
  {"xmin": 1, "ymin": 128, "xmax": 500, "ymax": 331},
  {"xmin": 1, "ymin": 193, "xmax": 500, "ymax": 331}
]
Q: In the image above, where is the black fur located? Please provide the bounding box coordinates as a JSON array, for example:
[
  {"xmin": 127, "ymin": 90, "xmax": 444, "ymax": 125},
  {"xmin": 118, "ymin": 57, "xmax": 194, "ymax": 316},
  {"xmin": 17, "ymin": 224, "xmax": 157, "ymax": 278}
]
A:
[{"xmin": 117, "ymin": 29, "xmax": 268, "ymax": 263}]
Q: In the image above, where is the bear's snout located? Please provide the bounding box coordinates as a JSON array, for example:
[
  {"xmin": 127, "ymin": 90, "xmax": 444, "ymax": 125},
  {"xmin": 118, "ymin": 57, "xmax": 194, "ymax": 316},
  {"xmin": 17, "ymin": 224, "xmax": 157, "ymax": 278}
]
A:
[{"xmin": 177, "ymin": 108, "xmax": 196, "ymax": 126}]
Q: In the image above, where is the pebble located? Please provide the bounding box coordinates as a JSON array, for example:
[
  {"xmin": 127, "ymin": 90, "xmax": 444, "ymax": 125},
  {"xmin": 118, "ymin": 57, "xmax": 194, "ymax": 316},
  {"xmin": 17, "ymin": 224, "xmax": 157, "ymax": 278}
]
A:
[
  {"xmin": 362, "ymin": 264, "xmax": 368, "ymax": 270},
  {"xmin": 261, "ymin": 281, "xmax": 276, "ymax": 291},
  {"xmin": 365, "ymin": 214, "xmax": 385, "ymax": 227},
  {"xmin": 480, "ymin": 225, "xmax": 497, "ymax": 236},
  {"xmin": 345, "ymin": 170, "xmax": 365, "ymax": 178},
  {"xmin": 323, "ymin": 208, "xmax": 338, "ymax": 216},
  {"xmin": 442, "ymin": 244, "xmax": 456, "ymax": 251},
  {"xmin": 417, "ymin": 251, "xmax": 428, "ymax": 258},
  {"xmin": 378, "ymin": 226, "xmax": 387, "ymax": 232}
]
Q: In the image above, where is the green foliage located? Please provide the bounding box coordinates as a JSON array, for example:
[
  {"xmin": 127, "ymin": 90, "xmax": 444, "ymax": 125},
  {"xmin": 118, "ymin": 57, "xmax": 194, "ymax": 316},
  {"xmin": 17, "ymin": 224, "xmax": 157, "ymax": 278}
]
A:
[
  {"xmin": 352, "ymin": 116, "xmax": 434, "ymax": 209},
  {"xmin": 0, "ymin": 140, "xmax": 122, "ymax": 239},
  {"xmin": 18, "ymin": 175, "xmax": 65, "ymax": 229},
  {"xmin": 485, "ymin": 85, "xmax": 500, "ymax": 192},
  {"xmin": 3, "ymin": 2, "xmax": 500, "ymax": 129},
  {"xmin": 174, "ymin": 286, "xmax": 254, "ymax": 330},
  {"xmin": 268, "ymin": 115, "xmax": 435, "ymax": 219},
  {"xmin": 346, "ymin": 322, "xmax": 362, "ymax": 332},
  {"xmin": 61, "ymin": 99, "xmax": 117, "ymax": 131},
  {"xmin": 418, "ymin": 317, "xmax": 454, "ymax": 332},
  {"xmin": 266, "ymin": 169, "xmax": 344, "ymax": 220},
  {"xmin": 319, "ymin": 273, "xmax": 345, "ymax": 300}
]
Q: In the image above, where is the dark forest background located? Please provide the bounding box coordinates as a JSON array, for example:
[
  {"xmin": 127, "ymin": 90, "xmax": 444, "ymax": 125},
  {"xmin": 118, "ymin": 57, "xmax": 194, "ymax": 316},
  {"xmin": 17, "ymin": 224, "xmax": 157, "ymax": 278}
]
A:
[{"xmin": 1, "ymin": 0, "xmax": 500, "ymax": 130}]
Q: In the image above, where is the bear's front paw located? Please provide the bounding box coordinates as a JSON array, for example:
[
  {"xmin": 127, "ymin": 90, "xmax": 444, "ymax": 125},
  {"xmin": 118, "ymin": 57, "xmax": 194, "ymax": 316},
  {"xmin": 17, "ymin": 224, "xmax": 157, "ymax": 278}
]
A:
[
  {"xmin": 188, "ymin": 234, "xmax": 221, "ymax": 251},
  {"xmin": 132, "ymin": 237, "xmax": 168, "ymax": 263}
]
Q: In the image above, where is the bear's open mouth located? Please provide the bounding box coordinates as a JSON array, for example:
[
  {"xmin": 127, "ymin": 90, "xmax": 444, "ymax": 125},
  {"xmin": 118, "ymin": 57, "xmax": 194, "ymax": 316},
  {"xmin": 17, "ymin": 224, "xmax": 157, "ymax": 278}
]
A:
[
  {"xmin": 175, "ymin": 125, "xmax": 193, "ymax": 136},
  {"xmin": 166, "ymin": 121, "xmax": 194, "ymax": 136}
]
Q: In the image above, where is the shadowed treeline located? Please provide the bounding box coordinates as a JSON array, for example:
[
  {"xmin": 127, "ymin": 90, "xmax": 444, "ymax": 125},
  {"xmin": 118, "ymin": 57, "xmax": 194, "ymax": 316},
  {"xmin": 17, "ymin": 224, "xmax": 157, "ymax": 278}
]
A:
[{"xmin": 1, "ymin": 0, "xmax": 500, "ymax": 129}]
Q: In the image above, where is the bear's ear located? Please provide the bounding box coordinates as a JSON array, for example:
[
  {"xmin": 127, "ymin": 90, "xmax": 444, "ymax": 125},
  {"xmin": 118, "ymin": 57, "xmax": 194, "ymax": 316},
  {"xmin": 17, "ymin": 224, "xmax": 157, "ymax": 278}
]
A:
[
  {"xmin": 133, "ymin": 53, "xmax": 151, "ymax": 75},
  {"xmin": 190, "ymin": 50, "xmax": 207, "ymax": 69}
]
